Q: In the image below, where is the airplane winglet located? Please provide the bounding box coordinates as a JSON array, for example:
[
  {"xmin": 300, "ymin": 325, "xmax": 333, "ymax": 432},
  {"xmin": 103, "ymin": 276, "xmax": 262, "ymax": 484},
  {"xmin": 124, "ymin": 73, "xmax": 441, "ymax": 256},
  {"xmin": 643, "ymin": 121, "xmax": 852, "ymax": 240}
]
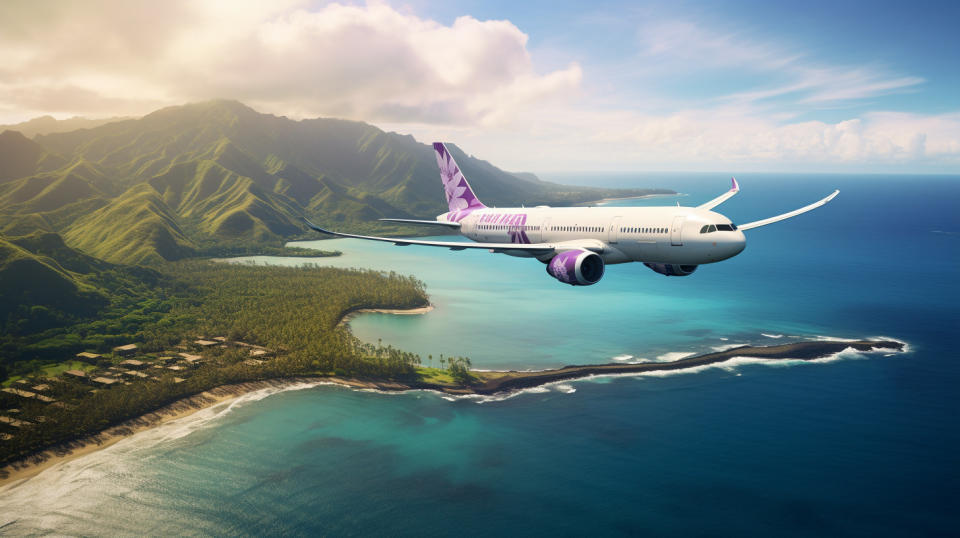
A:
[
  {"xmin": 698, "ymin": 178, "xmax": 741, "ymax": 210},
  {"xmin": 303, "ymin": 218, "xmax": 331, "ymax": 234}
]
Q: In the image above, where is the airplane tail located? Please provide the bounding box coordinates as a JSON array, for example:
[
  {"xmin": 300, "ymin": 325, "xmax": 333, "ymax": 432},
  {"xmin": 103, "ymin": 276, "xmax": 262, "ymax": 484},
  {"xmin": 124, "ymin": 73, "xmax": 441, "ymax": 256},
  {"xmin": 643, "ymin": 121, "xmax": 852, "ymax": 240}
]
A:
[{"xmin": 433, "ymin": 142, "xmax": 486, "ymax": 216}]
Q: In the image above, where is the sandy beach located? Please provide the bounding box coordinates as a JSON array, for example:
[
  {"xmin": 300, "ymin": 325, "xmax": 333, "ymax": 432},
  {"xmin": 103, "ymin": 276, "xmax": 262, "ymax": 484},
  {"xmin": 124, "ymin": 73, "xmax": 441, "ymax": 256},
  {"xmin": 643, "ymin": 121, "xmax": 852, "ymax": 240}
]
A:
[
  {"xmin": 338, "ymin": 304, "xmax": 434, "ymax": 326},
  {"xmin": 0, "ymin": 337, "xmax": 904, "ymax": 489},
  {"xmin": 0, "ymin": 379, "xmax": 316, "ymax": 488}
]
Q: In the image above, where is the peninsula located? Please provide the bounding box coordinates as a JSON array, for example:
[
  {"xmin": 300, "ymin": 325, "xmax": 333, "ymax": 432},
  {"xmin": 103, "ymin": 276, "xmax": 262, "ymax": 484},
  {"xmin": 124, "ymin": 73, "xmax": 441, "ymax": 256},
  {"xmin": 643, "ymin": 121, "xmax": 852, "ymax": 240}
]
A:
[{"xmin": 0, "ymin": 337, "xmax": 904, "ymax": 486}]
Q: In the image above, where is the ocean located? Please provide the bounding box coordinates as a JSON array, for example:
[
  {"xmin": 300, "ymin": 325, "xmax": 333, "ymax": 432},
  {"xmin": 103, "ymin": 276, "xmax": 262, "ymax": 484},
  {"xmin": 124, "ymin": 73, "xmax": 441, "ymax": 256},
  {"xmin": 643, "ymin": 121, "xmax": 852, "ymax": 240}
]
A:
[{"xmin": 2, "ymin": 173, "xmax": 958, "ymax": 536}]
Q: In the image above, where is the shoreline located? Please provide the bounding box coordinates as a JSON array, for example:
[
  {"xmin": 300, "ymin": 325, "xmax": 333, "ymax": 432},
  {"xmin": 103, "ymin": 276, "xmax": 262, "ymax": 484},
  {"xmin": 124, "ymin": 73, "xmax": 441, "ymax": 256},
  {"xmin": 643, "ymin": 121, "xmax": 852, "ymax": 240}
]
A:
[
  {"xmin": 0, "ymin": 338, "xmax": 904, "ymax": 488},
  {"xmin": 0, "ymin": 379, "xmax": 317, "ymax": 488},
  {"xmin": 579, "ymin": 192, "xmax": 678, "ymax": 206},
  {"xmin": 338, "ymin": 304, "xmax": 434, "ymax": 326}
]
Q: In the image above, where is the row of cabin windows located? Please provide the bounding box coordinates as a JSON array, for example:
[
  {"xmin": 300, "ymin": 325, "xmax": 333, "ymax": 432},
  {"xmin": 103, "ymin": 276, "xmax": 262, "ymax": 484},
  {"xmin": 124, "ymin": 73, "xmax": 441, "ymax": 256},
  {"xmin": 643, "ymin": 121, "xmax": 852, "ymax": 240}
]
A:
[
  {"xmin": 700, "ymin": 224, "xmax": 737, "ymax": 233},
  {"xmin": 623, "ymin": 227, "xmax": 666, "ymax": 234},
  {"xmin": 479, "ymin": 224, "xmax": 540, "ymax": 231},
  {"xmin": 544, "ymin": 225, "xmax": 667, "ymax": 234},
  {"xmin": 550, "ymin": 226, "xmax": 604, "ymax": 232}
]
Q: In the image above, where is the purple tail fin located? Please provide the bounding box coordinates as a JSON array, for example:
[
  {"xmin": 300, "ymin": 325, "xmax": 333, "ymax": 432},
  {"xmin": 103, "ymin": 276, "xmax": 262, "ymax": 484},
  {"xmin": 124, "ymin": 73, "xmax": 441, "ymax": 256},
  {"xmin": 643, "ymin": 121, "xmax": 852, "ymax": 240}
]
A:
[{"xmin": 433, "ymin": 142, "xmax": 486, "ymax": 218}]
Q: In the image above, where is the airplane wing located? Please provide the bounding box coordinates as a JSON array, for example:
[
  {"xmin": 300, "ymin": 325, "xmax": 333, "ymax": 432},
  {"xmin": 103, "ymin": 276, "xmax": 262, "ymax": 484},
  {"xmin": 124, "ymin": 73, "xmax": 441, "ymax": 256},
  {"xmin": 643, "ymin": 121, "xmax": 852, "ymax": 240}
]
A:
[
  {"xmin": 737, "ymin": 190, "xmax": 839, "ymax": 231},
  {"xmin": 304, "ymin": 218, "xmax": 573, "ymax": 254},
  {"xmin": 378, "ymin": 218, "xmax": 460, "ymax": 228},
  {"xmin": 698, "ymin": 177, "xmax": 740, "ymax": 210}
]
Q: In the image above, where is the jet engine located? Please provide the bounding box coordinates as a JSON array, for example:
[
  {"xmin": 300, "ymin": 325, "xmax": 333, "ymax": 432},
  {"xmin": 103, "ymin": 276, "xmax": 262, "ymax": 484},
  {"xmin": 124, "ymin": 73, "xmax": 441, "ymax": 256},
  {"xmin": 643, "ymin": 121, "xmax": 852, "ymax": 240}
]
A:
[
  {"xmin": 547, "ymin": 249, "xmax": 605, "ymax": 285},
  {"xmin": 643, "ymin": 263, "xmax": 698, "ymax": 276}
]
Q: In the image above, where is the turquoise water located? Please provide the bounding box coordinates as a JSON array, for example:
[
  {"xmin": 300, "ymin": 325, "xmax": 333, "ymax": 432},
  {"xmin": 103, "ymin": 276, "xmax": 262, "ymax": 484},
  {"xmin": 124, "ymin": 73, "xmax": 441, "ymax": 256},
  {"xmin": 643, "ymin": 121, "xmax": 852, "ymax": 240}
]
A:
[{"xmin": 1, "ymin": 174, "xmax": 957, "ymax": 535}]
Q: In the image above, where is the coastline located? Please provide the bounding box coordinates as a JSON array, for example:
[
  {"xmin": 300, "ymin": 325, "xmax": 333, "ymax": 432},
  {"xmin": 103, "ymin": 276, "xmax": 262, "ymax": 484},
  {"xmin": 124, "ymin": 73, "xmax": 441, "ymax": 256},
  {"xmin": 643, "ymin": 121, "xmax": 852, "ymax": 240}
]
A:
[
  {"xmin": 579, "ymin": 192, "xmax": 677, "ymax": 206},
  {"xmin": 0, "ymin": 338, "xmax": 904, "ymax": 488},
  {"xmin": 338, "ymin": 304, "xmax": 434, "ymax": 326},
  {"xmin": 0, "ymin": 379, "xmax": 317, "ymax": 488}
]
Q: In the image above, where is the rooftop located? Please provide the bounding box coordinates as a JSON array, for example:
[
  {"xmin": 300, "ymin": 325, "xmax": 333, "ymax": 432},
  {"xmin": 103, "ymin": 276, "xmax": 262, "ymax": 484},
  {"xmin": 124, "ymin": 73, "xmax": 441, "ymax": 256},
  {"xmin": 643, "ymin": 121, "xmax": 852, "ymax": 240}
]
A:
[{"xmin": 91, "ymin": 377, "xmax": 119, "ymax": 385}]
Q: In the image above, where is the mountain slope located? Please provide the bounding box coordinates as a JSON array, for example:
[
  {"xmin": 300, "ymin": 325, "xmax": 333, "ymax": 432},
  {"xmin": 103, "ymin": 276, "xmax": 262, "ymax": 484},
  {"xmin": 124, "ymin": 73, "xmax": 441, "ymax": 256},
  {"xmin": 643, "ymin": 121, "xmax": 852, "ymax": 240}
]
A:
[
  {"xmin": 0, "ymin": 235, "xmax": 107, "ymax": 324},
  {"xmin": 64, "ymin": 184, "xmax": 196, "ymax": 265},
  {"xmin": 1, "ymin": 100, "xmax": 669, "ymax": 264}
]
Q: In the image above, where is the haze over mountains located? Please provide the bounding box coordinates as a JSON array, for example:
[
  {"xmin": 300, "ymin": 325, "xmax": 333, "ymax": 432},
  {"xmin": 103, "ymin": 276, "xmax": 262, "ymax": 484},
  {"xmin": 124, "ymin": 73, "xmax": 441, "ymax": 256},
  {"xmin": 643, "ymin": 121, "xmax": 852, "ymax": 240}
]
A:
[
  {"xmin": 0, "ymin": 100, "xmax": 662, "ymax": 265},
  {"xmin": 0, "ymin": 100, "xmax": 666, "ymax": 321}
]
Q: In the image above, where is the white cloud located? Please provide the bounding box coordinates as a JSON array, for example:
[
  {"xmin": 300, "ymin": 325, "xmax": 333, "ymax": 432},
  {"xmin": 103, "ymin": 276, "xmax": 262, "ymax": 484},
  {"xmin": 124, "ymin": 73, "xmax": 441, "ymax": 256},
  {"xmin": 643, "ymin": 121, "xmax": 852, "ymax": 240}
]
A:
[
  {"xmin": 0, "ymin": 1, "xmax": 580, "ymax": 126},
  {"xmin": 0, "ymin": 3, "xmax": 956, "ymax": 172}
]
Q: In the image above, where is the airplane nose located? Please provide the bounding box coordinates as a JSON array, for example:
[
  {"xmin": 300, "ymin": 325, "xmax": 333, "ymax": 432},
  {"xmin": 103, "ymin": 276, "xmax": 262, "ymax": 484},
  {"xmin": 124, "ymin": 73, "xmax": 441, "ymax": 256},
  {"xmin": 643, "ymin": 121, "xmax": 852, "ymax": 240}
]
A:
[{"xmin": 733, "ymin": 231, "xmax": 746, "ymax": 255}]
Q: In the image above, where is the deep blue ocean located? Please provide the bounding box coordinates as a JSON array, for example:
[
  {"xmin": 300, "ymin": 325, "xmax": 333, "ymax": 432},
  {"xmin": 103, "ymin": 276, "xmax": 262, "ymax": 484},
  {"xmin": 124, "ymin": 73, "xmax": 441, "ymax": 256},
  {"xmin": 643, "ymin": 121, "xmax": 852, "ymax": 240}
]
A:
[{"xmin": 2, "ymin": 174, "xmax": 958, "ymax": 536}]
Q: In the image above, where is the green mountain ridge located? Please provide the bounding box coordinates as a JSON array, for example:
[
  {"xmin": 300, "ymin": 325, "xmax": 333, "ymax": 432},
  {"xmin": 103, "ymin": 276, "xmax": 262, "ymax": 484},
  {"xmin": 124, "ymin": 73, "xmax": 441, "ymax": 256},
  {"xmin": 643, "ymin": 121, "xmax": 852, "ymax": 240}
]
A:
[{"xmin": 2, "ymin": 99, "xmax": 669, "ymax": 268}]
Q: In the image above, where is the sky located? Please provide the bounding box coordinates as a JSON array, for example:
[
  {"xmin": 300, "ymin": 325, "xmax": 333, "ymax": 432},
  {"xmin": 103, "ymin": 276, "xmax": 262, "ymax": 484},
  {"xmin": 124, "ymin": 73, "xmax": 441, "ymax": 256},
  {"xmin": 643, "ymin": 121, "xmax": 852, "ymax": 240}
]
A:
[{"xmin": 1, "ymin": 0, "xmax": 958, "ymax": 173}]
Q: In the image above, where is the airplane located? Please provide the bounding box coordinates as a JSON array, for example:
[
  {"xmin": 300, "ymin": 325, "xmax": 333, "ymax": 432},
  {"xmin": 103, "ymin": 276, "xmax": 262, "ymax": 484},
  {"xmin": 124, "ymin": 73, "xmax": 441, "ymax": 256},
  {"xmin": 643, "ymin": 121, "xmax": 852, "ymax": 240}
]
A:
[{"xmin": 304, "ymin": 143, "xmax": 838, "ymax": 286}]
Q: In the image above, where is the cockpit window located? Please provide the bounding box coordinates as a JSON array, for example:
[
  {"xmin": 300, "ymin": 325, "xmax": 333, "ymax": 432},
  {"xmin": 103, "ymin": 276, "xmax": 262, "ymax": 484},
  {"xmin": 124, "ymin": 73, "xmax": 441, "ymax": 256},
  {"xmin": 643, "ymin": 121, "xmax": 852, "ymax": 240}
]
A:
[{"xmin": 701, "ymin": 223, "xmax": 736, "ymax": 233}]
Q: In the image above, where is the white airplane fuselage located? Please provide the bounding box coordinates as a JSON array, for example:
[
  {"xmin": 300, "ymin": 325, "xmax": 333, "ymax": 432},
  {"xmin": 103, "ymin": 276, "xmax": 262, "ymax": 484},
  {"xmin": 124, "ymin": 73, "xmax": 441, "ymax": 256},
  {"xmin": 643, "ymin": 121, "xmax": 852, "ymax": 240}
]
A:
[
  {"xmin": 305, "ymin": 142, "xmax": 837, "ymax": 286},
  {"xmin": 442, "ymin": 205, "xmax": 746, "ymax": 265}
]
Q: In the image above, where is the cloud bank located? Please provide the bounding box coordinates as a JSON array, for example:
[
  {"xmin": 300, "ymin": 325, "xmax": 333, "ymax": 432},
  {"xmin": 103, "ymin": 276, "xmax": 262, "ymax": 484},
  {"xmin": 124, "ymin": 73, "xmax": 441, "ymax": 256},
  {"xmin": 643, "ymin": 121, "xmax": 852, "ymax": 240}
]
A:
[{"xmin": 0, "ymin": 1, "xmax": 957, "ymax": 172}]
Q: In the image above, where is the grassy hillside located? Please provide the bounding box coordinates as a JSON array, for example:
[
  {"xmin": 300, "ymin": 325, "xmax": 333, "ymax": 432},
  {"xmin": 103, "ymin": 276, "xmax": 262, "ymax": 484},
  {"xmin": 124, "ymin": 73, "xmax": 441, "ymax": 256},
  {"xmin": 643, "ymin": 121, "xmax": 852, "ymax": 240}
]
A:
[
  {"xmin": 63, "ymin": 184, "xmax": 196, "ymax": 265},
  {"xmin": 0, "ymin": 235, "xmax": 108, "ymax": 331},
  {"xmin": 0, "ymin": 100, "xmax": 670, "ymax": 265}
]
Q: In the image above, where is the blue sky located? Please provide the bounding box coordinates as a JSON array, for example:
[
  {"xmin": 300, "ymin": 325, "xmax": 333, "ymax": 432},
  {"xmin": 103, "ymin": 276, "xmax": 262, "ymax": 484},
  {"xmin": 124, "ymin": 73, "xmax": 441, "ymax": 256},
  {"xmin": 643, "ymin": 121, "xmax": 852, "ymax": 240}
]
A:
[{"xmin": 1, "ymin": 0, "xmax": 958, "ymax": 172}]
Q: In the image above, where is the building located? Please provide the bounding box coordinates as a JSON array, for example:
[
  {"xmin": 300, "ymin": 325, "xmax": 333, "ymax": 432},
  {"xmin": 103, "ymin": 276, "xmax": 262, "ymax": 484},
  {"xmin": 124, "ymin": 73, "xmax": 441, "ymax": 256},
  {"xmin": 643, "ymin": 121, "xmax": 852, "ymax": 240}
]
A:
[
  {"xmin": 63, "ymin": 369, "xmax": 87, "ymax": 380},
  {"xmin": 31, "ymin": 384, "xmax": 51, "ymax": 393},
  {"xmin": 0, "ymin": 416, "xmax": 30, "ymax": 428},
  {"xmin": 91, "ymin": 377, "xmax": 120, "ymax": 386},
  {"xmin": 194, "ymin": 339, "xmax": 218, "ymax": 348},
  {"xmin": 119, "ymin": 359, "xmax": 147, "ymax": 369},
  {"xmin": 76, "ymin": 352, "xmax": 101, "ymax": 362},
  {"xmin": 178, "ymin": 353, "xmax": 204, "ymax": 366},
  {"xmin": 113, "ymin": 344, "xmax": 138, "ymax": 357},
  {"xmin": 1, "ymin": 388, "xmax": 36, "ymax": 399}
]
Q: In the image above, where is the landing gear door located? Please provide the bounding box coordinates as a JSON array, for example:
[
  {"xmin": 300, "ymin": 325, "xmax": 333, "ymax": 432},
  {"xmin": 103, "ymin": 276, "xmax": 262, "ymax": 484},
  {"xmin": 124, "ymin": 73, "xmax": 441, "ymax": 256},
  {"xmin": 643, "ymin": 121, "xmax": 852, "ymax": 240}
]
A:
[
  {"xmin": 609, "ymin": 216, "xmax": 622, "ymax": 243},
  {"xmin": 670, "ymin": 215, "xmax": 685, "ymax": 246}
]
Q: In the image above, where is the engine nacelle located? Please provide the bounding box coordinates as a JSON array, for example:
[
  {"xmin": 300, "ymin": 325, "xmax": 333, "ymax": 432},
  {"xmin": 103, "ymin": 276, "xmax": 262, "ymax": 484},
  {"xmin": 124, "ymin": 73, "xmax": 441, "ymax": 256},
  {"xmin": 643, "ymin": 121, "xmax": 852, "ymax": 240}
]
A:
[
  {"xmin": 644, "ymin": 263, "xmax": 698, "ymax": 277},
  {"xmin": 547, "ymin": 250, "xmax": 605, "ymax": 285}
]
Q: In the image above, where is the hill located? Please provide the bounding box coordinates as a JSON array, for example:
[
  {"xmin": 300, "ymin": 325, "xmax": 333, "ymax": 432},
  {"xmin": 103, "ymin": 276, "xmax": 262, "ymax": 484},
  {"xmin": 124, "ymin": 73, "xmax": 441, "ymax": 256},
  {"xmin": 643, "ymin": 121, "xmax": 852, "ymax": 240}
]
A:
[
  {"xmin": 1, "ymin": 100, "xmax": 670, "ymax": 264},
  {"xmin": 0, "ymin": 115, "xmax": 131, "ymax": 138},
  {"xmin": 0, "ymin": 233, "xmax": 108, "ymax": 332}
]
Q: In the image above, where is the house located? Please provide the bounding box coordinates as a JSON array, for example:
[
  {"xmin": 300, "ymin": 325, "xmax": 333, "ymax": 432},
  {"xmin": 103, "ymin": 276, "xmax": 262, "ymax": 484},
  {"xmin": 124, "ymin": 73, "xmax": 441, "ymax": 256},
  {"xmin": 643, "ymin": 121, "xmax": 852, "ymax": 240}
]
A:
[
  {"xmin": 213, "ymin": 336, "xmax": 227, "ymax": 342},
  {"xmin": 194, "ymin": 339, "xmax": 218, "ymax": 348},
  {"xmin": 120, "ymin": 370, "xmax": 149, "ymax": 379},
  {"xmin": 113, "ymin": 344, "xmax": 138, "ymax": 357},
  {"xmin": 91, "ymin": 377, "xmax": 120, "ymax": 386},
  {"xmin": 31, "ymin": 384, "xmax": 51, "ymax": 393},
  {"xmin": 0, "ymin": 416, "xmax": 30, "ymax": 428},
  {"xmin": 172, "ymin": 377, "xmax": 186, "ymax": 384},
  {"xmin": 155, "ymin": 356, "xmax": 177, "ymax": 364},
  {"xmin": 1, "ymin": 388, "xmax": 36, "ymax": 399},
  {"xmin": 119, "ymin": 359, "xmax": 147, "ymax": 369},
  {"xmin": 249, "ymin": 348, "xmax": 273, "ymax": 358},
  {"xmin": 166, "ymin": 365, "xmax": 186, "ymax": 371},
  {"xmin": 178, "ymin": 353, "xmax": 204, "ymax": 366},
  {"xmin": 63, "ymin": 369, "xmax": 87, "ymax": 380},
  {"xmin": 76, "ymin": 352, "xmax": 101, "ymax": 362}
]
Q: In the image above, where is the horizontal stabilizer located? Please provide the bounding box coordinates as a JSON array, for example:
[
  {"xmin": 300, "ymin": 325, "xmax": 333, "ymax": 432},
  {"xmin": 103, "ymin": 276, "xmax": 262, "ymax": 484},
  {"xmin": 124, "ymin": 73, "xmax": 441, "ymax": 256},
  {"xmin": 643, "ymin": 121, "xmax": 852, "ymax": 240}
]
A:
[{"xmin": 378, "ymin": 218, "xmax": 460, "ymax": 228}]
